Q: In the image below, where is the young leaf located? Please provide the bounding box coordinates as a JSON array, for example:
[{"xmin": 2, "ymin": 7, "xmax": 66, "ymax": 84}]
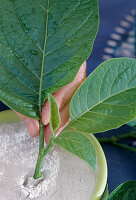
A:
[
  {"xmin": 108, "ymin": 181, "xmax": 136, "ymax": 200},
  {"xmin": 0, "ymin": 0, "xmax": 99, "ymax": 119},
  {"xmin": 100, "ymin": 185, "xmax": 109, "ymax": 200},
  {"xmin": 54, "ymin": 130, "xmax": 96, "ymax": 171},
  {"xmin": 66, "ymin": 58, "xmax": 136, "ymax": 134},
  {"xmin": 48, "ymin": 93, "xmax": 61, "ymax": 132}
]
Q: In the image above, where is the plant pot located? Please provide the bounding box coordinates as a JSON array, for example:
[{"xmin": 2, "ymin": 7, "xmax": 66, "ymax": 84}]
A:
[{"xmin": 0, "ymin": 110, "xmax": 107, "ymax": 200}]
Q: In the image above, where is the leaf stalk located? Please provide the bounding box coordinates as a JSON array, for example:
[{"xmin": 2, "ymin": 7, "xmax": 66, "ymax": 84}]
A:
[{"xmin": 97, "ymin": 130, "xmax": 136, "ymax": 152}]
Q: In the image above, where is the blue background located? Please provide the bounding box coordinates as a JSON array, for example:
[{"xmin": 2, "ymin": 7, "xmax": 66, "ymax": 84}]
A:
[{"xmin": 0, "ymin": 0, "xmax": 136, "ymax": 193}]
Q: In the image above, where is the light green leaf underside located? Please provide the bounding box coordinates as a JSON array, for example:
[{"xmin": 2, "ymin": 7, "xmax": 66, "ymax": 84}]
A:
[
  {"xmin": 108, "ymin": 181, "xmax": 136, "ymax": 200},
  {"xmin": 48, "ymin": 93, "xmax": 61, "ymax": 132},
  {"xmin": 0, "ymin": 0, "xmax": 99, "ymax": 118},
  {"xmin": 67, "ymin": 58, "xmax": 136, "ymax": 134},
  {"xmin": 54, "ymin": 130, "xmax": 96, "ymax": 171}
]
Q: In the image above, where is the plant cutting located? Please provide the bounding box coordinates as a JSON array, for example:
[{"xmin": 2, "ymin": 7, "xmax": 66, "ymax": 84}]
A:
[{"xmin": 0, "ymin": 0, "xmax": 136, "ymax": 199}]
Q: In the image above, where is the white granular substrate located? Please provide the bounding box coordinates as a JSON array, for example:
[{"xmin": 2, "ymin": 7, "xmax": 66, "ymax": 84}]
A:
[{"xmin": 0, "ymin": 122, "xmax": 96, "ymax": 200}]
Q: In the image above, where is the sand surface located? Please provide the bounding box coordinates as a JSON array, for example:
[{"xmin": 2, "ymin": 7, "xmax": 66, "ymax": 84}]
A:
[{"xmin": 0, "ymin": 122, "xmax": 96, "ymax": 200}]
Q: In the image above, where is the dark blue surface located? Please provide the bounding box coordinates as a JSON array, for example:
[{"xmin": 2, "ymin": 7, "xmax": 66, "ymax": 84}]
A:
[
  {"xmin": 0, "ymin": 0, "xmax": 136, "ymax": 194},
  {"xmin": 87, "ymin": 0, "xmax": 135, "ymax": 74},
  {"xmin": 96, "ymin": 126, "xmax": 136, "ymax": 193},
  {"xmin": 0, "ymin": 102, "xmax": 9, "ymax": 111}
]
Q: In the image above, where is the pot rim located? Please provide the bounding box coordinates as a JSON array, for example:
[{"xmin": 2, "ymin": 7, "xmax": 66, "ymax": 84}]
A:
[{"xmin": 88, "ymin": 133, "xmax": 107, "ymax": 200}]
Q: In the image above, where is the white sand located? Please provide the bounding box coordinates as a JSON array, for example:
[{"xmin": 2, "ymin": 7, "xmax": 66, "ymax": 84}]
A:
[{"xmin": 0, "ymin": 122, "xmax": 96, "ymax": 200}]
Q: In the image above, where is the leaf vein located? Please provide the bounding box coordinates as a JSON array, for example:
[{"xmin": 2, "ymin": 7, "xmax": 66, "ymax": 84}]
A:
[
  {"xmin": 88, "ymin": 110, "xmax": 133, "ymax": 118},
  {"xmin": 70, "ymin": 87, "xmax": 136, "ymax": 123},
  {"xmin": 12, "ymin": 2, "xmax": 43, "ymax": 53},
  {"xmin": 0, "ymin": 83, "xmax": 38, "ymax": 106},
  {"xmin": 45, "ymin": 11, "xmax": 93, "ymax": 56},
  {"xmin": 35, "ymin": 0, "xmax": 47, "ymax": 11},
  {"xmin": 47, "ymin": 1, "xmax": 80, "ymax": 39},
  {"xmin": 0, "ymin": 31, "xmax": 40, "ymax": 80},
  {"xmin": 43, "ymin": 43, "xmax": 87, "ymax": 76},
  {"xmin": 110, "ymin": 65, "xmax": 130, "ymax": 95},
  {"xmin": 127, "ymin": 74, "xmax": 136, "ymax": 87},
  {"xmin": 2, "ymin": 65, "xmax": 39, "ymax": 94}
]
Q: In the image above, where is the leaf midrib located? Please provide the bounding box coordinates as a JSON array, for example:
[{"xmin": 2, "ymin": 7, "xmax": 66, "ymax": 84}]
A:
[
  {"xmin": 70, "ymin": 86, "xmax": 136, "ymax": 124},
  {"xmin": 38, "ymin": 0, "xmax": 49, "ymax": 114}
]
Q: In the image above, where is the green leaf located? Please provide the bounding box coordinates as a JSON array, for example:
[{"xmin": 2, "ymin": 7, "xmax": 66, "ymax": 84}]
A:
[
  {"xmin": 0, "ymin": 0, "xmax": 99, "ymax": 119},
  {"xmin": 48, "ymin": 93, "xmax": 61, "ymax": 132},
  {"xmin": 54, "ymin": 131, "xmax": 96, "ymax": 170},
  {"xmin": 108, "ymin": 181, "xmax": 136, "ymax": 200},
  {"xmin": 101, "ymin": 185, "xmax": 109, "ymax": 200},
  {"xmin": 66, "ymin": 58, "xmax": 136, "ymax": 134},
  {"xmin": 127, "ymin": 118, "xmax": 136, "ymax": 127}
]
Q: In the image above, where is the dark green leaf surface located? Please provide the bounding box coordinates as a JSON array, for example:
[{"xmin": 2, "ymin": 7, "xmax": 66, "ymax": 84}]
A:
[
  {"xmin": 55, "ymin": 131, "xmax": 96, "ymax": 170},
  {"xmin": 66, "ymin": 58, "xmax": 136, "ymax": 134},
  {"xmin": 0, "ymin": 0, "xmax": 99, "ymax": 118},
  {"xmin": 48, "ymin": 93, "xmax": 61, "ymax": 132},
  {"xmin": 108, "ymin": 181, "xmax": 136, "ymax": 200},
  {"xmin": 101, "ymin": 185, "xmax": 109, "ymax": 200}
]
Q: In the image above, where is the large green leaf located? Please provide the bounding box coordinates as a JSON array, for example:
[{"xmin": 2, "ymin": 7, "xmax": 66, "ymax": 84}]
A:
[
  {"xmin": 64, "ymin": 58, "xmax": 136, "ymax": 134},
  {"xmin": 55, "ymin": 131, "xmax": 96, "ymax": 170},
  {"xmin": 0, "ymin": 0, "xmax": 99, "ymax": 119},
  {"xmin": 108, "ymin": 181, "xmax": 136, "ymax": 200}
]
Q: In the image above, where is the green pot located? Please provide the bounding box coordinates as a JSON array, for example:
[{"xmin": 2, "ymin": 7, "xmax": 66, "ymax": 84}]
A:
[{"xmin": 0, "ymin": 110, "xmax": 107, "ymax": 200}]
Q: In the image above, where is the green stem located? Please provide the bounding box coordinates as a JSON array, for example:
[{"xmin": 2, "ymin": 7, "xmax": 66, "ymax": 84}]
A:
[
  {"xmin": 97, "ymin": 130, "xmax": 136, "ymax": 152},
  {"xmin": 33, "ymin": 120, "xmax": 44, "ymax": 179},
  {"xmin": 115, "ymin": 130, "xmax": 136, "ymax": 140},
  {"xmin": 97, "ymin": 130, "xmax": 136, "ymax": 143},
  {"xmin": 97, "ymin": 137, "xmax": 113, "ymax": 143},
  {"xmin": 33, "ymin": 120, "xmax": 54, "ymax": 179},
  {"xmin": 33, "ymin": 152, "xmax": 44, "ymax": 179},
  {"xmin": 43, "ymin": 138, "xmax": 54, "ymax": 157},
  {"xmin": 39, "ymin": 119, "xmax": 44, "ymax": 152},
  {"xmin": 112, "ymin": 142, "xmax": 136, "ymax": 152}
]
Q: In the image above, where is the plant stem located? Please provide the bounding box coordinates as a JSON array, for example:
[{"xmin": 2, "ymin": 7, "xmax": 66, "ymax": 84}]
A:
[
  {"xmin": 115, "ymin": 130, "xmax": 136, "ymax": 140},
  {"xmin": 43, "ymin": 138, "xmax": 54, "ymax": 157},
  {"xmin": 39, "ymin": 119, "xmax": 44, "ymax": 152},
  {"xmin": 97, "ymin": 130, "xmax": 136, "ymax": 152},
  {"xmin": 33, "ymin": 152, "xmax": 44, "ymax": 179},
  {"xmin": 112, "ymin": 142, "xmax": 136, "ymax": 152},
  {"xmin": 33, "ymin": 120, "xmax": 44, "ymax": 179},
  {"xmin": 33, "ymin": 120, "xmax": 54, "ymax": 179}
]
